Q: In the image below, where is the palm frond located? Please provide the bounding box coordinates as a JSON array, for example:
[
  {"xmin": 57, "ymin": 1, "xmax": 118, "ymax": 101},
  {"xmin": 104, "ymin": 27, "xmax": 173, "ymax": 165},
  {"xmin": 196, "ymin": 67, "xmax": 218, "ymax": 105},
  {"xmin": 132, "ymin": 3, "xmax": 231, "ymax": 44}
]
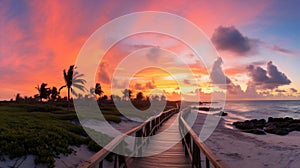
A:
[
  {"xmin": 73, "ymin": 73, "xmax": 84, "ymax": 79},
  {"xmin": 71, "ymin": 89, "xmax": 78, "ymax": 97},
  {"xmin": 59, "ymin": 85, "xmax": 67, "ymax": 92},
  {"xmin": 35, "ymin": 85, "xmax": 40, "ymax": 91},
  {"xmin": 73, "ymin": 79, "xmax": 86, "ymax": 84},
  {"xmin": 72, "ymin": 83, "xmax": 87, "ymax": 92}
]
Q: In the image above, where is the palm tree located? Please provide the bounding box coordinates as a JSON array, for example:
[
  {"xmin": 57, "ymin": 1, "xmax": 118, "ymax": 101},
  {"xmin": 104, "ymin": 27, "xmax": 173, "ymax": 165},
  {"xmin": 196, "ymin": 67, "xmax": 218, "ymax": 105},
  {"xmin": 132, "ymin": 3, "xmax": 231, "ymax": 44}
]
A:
[
  {"xmin": 15, "ymin": 93, "xmax": 21, "ymax": 103},
  {"xmin": 136, "ymin": 92, "xmax": 144, "ymax": 102},
  {"xmin": 35, "ymin": 83, "xmax": 51, "ymax": 101},
  {"xmin": 122, "ymin": 89, "xmax": 132, "ymax": 101},
  {"xmin": 50, "ymin": 87, "xmax": 59, "ymax": 101},
  {"xmin": 90, "ymin": 83, "xmax": 104, "ymax": 98},
  {"xmin": 94, "ymin": 83, "xmax": 104, "ymax": 97},
  {"xmin": 161, "ymin": 95, "xmax": 166, "ymax": 102},
  {"xmin": 59, "ymin": 65, "xmax": 86, "ymax": 112},
  {"xmin": 111, "ymin": 94, "xmax": 121, "ymax": 101}
]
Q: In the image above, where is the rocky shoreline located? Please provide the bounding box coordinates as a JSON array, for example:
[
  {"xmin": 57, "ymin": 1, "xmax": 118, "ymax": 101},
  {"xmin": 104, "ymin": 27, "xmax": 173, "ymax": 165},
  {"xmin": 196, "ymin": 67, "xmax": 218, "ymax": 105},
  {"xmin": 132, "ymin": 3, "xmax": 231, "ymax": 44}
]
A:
[{"xmin": 233, "ymin": 117, "xmax": 300, "ymax": 135}]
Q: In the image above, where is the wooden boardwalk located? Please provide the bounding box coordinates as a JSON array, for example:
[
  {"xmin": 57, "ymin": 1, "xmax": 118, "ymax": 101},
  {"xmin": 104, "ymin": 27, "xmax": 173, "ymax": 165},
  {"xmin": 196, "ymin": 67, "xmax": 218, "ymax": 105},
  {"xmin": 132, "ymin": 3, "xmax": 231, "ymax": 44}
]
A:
[
  {"xmin": 128, "ymin": 113, "xmax": 192, "ymax": 168},
  {"xmin": 78, "ymin": 108, "xmax": 229, "ymax": 168}
]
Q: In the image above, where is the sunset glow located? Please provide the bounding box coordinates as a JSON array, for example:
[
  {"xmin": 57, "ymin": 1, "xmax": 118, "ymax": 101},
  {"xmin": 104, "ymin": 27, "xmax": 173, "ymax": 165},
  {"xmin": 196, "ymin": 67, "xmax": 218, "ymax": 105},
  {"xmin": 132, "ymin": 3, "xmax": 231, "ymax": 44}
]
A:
[{"xmin": 1, "ymin": 0, "xmax": 300, "ymax": 101}]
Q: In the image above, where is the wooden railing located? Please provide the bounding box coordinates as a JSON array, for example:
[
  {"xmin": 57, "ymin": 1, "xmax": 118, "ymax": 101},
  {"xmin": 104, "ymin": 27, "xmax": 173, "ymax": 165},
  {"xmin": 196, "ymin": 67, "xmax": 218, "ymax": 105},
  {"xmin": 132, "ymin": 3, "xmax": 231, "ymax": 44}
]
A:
[
  {"xmin": 179, "ymin": 108, "xmax": 230, "ymax": 168},
  {"xmin": 78, "ymin": 108, "xmax": 178, "ymax": 168}
]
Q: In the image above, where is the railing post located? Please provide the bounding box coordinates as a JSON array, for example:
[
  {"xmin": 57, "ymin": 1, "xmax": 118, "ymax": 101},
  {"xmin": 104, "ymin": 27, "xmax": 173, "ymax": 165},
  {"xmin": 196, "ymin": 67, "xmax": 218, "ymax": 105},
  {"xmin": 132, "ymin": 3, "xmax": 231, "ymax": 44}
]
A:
[
  {"xmin": 205, "ymin": 157, "xmax": 210, "ymax": 168},
  {"xmin": 146, "ymin": 122, "xmax": 150, "ymax": 144},
  {"xmin": 135, "ymin": 129, "xmax": 143, "ymax": 156},
  {"xmin": 151, "ymin": 119, "xmax": 155, "ymax": 135},
  {"xmin": 114, "ymin": 154, "xmax": 118, "ymax": 168},
  {"xmin": 198, "ymin": 147, "xmax": 201, "ymax": 168},
  {"xmin": 119, "ymin": 140, "xmax": 127, "ymax": 168},
  {"xmin": 193, "ymin": 140, "xmax": 201, "ymax": 168},
  {"xmin": 178, "ymin": 108, "xmax": 229, "ymax": 168},
  {"xmin": 99, "ymin": 160, "xmax": 103, "ymax": 168},
  {"xmin": 184, "ymin": 133, "xmax": 190, "ymax": 155}
]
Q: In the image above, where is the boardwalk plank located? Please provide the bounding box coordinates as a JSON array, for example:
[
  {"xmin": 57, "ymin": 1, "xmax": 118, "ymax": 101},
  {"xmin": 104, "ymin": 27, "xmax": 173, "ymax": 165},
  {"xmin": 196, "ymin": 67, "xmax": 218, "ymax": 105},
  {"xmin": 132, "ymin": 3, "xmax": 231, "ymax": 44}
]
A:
[{"xmin": 128, "ymin": 114, "xmax": 191, "ymax": 168}]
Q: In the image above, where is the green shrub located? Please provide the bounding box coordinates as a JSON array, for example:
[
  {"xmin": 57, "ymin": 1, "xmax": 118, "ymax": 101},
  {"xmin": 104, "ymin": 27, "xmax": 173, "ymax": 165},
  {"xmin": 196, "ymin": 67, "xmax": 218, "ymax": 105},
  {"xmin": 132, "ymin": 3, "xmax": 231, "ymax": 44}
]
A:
[{"xmin": 0, "ymin": 104, "xmax": 113, "ymax": 168}]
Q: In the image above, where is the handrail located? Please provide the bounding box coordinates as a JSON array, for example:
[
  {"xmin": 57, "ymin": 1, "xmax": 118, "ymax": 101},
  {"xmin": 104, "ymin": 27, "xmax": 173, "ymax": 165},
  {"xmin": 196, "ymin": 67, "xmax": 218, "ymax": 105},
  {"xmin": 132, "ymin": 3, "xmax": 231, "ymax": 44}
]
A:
[
  {"xmin": 78, "ymin": 108, "xmax": 178, "ymax": 168},
  {"xmin": 179, "ymin": 108, "xmax": 230, "ymax": 168}
]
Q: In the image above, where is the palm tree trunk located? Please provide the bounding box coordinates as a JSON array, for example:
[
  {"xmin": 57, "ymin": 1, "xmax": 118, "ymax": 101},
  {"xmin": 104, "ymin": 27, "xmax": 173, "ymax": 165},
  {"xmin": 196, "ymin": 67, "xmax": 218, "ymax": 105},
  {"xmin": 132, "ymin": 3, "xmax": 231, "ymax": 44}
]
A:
[{"xmin": 67, "ymin": 87, "xmax": 70, "ymax": 112}]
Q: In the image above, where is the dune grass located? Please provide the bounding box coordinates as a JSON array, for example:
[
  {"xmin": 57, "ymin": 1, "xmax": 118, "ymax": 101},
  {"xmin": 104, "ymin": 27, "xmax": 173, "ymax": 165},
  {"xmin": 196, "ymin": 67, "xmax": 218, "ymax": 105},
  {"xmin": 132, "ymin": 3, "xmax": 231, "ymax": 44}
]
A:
[
  {"xmin": 0, "ymin": 101, "xmax": 178, "ymax": 167},
  {"xmin": 0, "ymin": 102, "xmax": 114, "ymax": 168}
]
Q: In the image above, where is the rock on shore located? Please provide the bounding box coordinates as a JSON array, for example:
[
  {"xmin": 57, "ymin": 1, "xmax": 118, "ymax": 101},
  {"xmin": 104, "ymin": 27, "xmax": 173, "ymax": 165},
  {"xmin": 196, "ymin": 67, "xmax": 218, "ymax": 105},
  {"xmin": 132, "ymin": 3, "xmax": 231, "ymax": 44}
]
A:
[{"xmin": 233, "ymin": 117, "xmax": 300, "ymax": 135}]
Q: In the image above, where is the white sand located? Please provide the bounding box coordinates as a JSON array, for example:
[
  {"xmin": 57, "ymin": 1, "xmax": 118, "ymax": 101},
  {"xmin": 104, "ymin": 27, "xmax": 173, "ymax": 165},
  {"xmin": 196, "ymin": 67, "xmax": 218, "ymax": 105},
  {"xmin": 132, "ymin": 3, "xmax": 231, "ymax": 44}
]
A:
[
  {"xmin": 200, "ymin": 116, "xmax": 300, "ymax": 168},
  {"xmin": 55, "ymin": 145, "xmax": 115, "ymax": 168},
  {"xmin": 0, "ymin": 145, "xmax": 114, "ymax": 168},
  {"xmin": 0, "ymin": 155, "xmax": 47, "ymax": 168}
]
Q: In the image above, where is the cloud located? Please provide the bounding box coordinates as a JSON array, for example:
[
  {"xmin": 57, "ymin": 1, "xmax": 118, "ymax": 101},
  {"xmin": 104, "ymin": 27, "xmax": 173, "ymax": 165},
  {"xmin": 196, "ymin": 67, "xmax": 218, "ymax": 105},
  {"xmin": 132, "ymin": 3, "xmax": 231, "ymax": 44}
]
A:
[
  {"xmin": 132, "ymin": 44, "xmax": 156, "ymax": 48},
  {"xmin": 145, "ymin": 82, "xmax": 156, "ymax": 89},
  {"xmin": 275, "ymin": 89, "xmax": 286, "ymax": 93},
  {"xmin": 203, "ymin": 57, "xmax": 247, "ymax": 97},
  {"xmin": 212, "ymin": 26, "xmax": 294, "ymax": 57},
  {"xmin": 98, "ymin": 63, "xmax": 110, "ymax": 84},
  {"xmin": 0, "ymin": 0, "xmax": 288, "ymax": 100},
  {"xmin": 146, "ymin": 47, "xmax": 161, "ymax": 62},
  {"xmin": 251, "ymin": 61, "xmax": 267, "ymax": 66},
  {"xmin": 183, "ymin": 79, "xmax": 191, "ymax": 85},
  {"xmin": 211, "ymin": 26, "xmax": 258, "ymax": 55},
  {"xmin": 290, "ymin": 88, "xmax": 298, "ymax": 93},
  {"xmin": 267, "ymin": 45, "xmax": 293, "ymax": 55},
  {"xmin": 210, "ymin": 57, "xmax": 231, "ymax": 84},
  {"xmin": 134, "ymin": 81, "xmax": 156, "ymax": 91},
  {"xmin": 112, "ymin": 79, "xmax": 128, "ymax": 89},
  {"xmin": 227, "ymin": 83, "xmax": 243, "ymax": 95},
  {"xmin": 134, "ymin": 83, "xmax": 143, "ymax": 90},
  {"xmin": 247, "ymin": 61, "xmax": 291, "ymax": 89}
]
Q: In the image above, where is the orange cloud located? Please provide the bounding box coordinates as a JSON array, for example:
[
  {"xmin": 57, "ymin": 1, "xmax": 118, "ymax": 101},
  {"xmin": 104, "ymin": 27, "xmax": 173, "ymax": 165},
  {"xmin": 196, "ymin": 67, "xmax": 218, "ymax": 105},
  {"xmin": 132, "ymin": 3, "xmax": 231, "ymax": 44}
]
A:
[{"xmin": 0, "ymin": 0, "xmax": 274, "ymax": 100}]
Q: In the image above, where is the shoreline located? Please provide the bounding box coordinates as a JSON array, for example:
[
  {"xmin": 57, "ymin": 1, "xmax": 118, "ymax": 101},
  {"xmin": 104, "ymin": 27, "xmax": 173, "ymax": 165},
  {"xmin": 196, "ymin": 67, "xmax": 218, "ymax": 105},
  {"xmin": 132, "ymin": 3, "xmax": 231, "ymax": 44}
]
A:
[{"xmin": 200, "ymin": 115, "xmax": 300, "ymax": 168}]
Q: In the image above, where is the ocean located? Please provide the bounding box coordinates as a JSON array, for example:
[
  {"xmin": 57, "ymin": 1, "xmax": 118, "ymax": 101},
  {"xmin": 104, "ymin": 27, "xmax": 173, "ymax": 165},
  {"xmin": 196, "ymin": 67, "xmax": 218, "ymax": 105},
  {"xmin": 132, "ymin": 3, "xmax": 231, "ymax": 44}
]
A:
[{"xmin": 223, "ymin": 100, "xmax": 300, "ymax": 125}]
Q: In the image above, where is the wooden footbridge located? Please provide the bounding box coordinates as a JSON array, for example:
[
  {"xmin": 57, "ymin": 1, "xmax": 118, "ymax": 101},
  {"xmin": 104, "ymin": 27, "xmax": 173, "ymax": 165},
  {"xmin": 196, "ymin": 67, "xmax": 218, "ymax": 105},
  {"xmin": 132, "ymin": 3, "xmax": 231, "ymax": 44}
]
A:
[{"xmin": 78, "ymin": 108, "xmax": 229, "ymax": 168}]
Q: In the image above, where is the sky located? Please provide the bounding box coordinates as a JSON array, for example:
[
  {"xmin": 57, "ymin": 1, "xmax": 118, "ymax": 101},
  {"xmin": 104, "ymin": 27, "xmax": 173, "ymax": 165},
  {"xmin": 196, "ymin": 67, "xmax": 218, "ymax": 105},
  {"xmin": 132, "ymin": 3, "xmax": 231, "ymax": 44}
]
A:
[{"xmin": 1, "ymin": 0, "xmax": 300, "ymax": 101}]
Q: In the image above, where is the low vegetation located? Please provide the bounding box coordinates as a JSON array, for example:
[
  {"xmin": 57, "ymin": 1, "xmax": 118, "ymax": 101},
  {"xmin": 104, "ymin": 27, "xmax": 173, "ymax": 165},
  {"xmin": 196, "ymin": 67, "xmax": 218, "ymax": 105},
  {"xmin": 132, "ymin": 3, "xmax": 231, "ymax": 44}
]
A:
[{"xmin": 0, "ymin": 102, "xmax": 113, "ymax": 168}]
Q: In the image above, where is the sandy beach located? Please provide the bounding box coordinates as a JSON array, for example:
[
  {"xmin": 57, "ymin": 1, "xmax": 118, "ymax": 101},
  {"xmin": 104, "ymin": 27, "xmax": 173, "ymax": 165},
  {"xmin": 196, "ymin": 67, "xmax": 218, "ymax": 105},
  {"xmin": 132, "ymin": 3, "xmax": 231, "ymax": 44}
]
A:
[
  {"xmin": 196, "ymin": 115, "xmax": 300, "ymax": 168},
  {"xmin": 1, "ymin": 111, "xmax": 300, "ymax": 168}
]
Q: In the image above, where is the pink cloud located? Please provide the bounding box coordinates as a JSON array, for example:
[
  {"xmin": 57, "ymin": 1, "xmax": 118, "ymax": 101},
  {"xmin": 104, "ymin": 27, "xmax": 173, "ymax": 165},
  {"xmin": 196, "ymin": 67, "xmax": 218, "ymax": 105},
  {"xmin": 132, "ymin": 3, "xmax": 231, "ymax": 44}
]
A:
[{"xmin": 0, "ymin": 0, "xmax": 273, "ymax": 100}]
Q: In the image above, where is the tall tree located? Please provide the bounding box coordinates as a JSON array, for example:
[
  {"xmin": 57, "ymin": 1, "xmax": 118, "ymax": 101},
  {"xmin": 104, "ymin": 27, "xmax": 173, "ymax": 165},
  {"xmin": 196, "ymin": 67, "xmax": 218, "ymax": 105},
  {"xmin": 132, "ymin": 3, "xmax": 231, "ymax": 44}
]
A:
[
  {"xmin": 151, "ymin": 95, "xmax": 160, "ymax": 101},
  {"xmin": 111, "ymin": 94, "xmax": 121, "ymax": 101},
  {"xmin": 50, "ymin": 87, "xmax": 59, "ymax": 101},
  {"xmin": 136, "ymin": 92, "xmax": 144, "ymax": 102},
  {"xmin": 161, "ymin": 95, "xmax": 166, "ymax": 102},
  {"xmin": 90, "ymin": 83, "xmax": 104, "ymax": 98},
  {"xmin": 15, "ymin": 93, "xmax": 21, "ymax": 103},
  {"xmin": 122, "ymin": 89, "xmax": 132, "ymax": 101},
  {"xmin": 35, "ymin": 83, "xmax": 51, "ymax": 101},
  {"xmin": 101, "ymin": 95, "xmax": 108, "ymax": 101},
  {"xmin": 59, "ymin": 65, "xmax": 86, "ymax": 112},
  {"xmin": 94, "ymin": 83, "xmax": 104, "ymax": 97}
]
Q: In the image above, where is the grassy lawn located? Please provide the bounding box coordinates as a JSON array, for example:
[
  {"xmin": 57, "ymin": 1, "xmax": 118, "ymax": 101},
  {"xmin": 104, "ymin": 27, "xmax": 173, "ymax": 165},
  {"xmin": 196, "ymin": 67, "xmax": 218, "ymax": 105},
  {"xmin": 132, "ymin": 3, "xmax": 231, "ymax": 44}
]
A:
[{"xmin": 0, "ymin": 102, "xmax": 114, "ymax": 168}]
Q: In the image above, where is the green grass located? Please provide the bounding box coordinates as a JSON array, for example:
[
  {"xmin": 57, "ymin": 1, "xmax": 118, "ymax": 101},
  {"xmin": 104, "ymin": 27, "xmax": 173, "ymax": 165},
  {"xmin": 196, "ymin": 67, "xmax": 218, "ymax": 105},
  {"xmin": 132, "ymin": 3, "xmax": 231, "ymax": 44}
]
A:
[
  {"xmin": 0, "ymin": 102, "xmax": 63, "ymax": 112},
  {"xmin": 0, "ymin": 101, "xmax": 178, "ymax": 167},
  {"xmin": 0, "ymin": 102, "xmax": 113, "ymax": 168}
]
